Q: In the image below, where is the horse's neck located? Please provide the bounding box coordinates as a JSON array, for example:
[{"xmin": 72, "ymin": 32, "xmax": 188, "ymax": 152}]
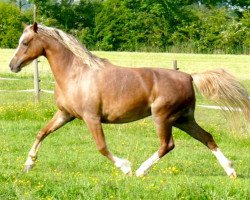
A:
[
  {"xmin": 44, "ymin": 43, "xmax": 79, "ymax": 86},
  {"xmin": 43, "ymin": 39, "xmax": 112, "ymax": 89}
]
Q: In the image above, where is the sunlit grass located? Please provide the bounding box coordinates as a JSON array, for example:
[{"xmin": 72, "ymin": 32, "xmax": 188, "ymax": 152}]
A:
[{"xmin": 0, "ymin": 106, "xmax": 249, "ymax": 199}]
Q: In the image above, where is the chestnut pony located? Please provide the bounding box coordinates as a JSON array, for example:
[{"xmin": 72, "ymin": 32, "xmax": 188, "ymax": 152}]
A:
[{"xmin": 9, "ymin": 23, "xmax": 250, "ymax": 178}]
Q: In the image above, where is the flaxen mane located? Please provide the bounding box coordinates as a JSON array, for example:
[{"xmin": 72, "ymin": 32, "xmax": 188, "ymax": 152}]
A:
[{"xmin": 37, "ymin": 24, "xmax": 105, "ymax": 69}]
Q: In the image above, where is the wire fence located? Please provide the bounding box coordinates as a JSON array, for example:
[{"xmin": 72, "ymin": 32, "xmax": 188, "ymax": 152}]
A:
[{"xmin": 0, "ymin": 77, "xmax": 54, "ymax": 94}]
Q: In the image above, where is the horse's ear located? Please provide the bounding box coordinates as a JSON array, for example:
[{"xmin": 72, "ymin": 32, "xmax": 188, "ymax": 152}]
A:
[{"xmin": 33, "ymin": 22, "xmax": 38, "ymax": 33}]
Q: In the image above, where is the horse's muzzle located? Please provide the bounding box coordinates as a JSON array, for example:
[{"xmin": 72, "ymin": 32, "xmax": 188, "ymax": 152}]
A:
[{"xmin": 9, "ymin": 59, "xmax": 21, "ymax": 73}]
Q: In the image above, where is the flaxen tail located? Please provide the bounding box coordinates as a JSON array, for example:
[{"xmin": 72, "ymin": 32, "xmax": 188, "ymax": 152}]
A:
[{"xmin": 192, "ymin": 69, "xmax": 250, "ymax": 131}]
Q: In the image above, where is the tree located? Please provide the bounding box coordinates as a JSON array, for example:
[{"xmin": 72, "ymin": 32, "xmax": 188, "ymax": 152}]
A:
[
  {"xmin": 29, "ymin": 0, "xmax": 102, "ymax": 48},
  {"xmin": 0, "ymin": 2, "xmax": 26, "ymax": 48},
  {"xmin": 169, "ymin": 5, "xmax": 249, "ymax": 54},
  {"xmin": 1, "ymin": 0, "xmax": 249, "ymax": 53},
  {"xmin": 94, "ymin": 0, "xmax": 177, "ymax": 51},
  {"xmin": 240, "ymin": 11, "xmax": 250, "ymax": 53}
]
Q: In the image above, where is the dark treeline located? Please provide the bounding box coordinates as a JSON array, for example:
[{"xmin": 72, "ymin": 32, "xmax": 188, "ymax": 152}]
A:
[{"xmin": 0, "ymin": 0, "xmax": 250, "ymax": 54}]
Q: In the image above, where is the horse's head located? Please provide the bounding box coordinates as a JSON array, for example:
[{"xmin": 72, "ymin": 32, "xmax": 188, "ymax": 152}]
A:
[{"xmin": 9, "ymin": 22, "xmax": 44, "ymax": 73}]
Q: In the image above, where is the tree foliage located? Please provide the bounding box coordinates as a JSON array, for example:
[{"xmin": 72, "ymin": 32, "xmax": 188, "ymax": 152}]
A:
[
  {"xmin": 0, "ymin": 0, "xmax": 250, "ymax": 54},
  {"xmin": 94, "ymin": 0, "xmax": 171, "ymax": 51},
  {"xmin": 0, "ymin": 2, "xmax": 28, "ymax": 48}
]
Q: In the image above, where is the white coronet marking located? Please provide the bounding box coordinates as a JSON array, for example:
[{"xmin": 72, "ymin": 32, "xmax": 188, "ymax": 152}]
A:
[
  {"xmin": 24, "ymin": 156, "xmax": 35, "ymax": 166},
  {"xmin": 136, "ymin": 151, "xmax": 160, "ymax": 177},
  {"xmin": 113, "ymin": 156, "xmax": 132, "ymax": 175},
  {"xmin": 212, "ymin": 148, "xmax": 237, "ymax": 178}
]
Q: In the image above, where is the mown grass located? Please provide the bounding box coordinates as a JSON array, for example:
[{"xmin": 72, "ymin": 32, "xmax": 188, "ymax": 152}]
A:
[{"xmin": 0, "ymin": 49, "xmax": 250, "ymax": 199}]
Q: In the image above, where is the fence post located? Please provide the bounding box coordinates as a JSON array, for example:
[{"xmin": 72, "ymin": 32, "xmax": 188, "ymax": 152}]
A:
[
  {"xmin": 33, "ymin": 4, "xmax": 40, "ymax": 103},
  {"xmin": 173, "ymin": 60, "xmax": 179, "ymax": 70}
]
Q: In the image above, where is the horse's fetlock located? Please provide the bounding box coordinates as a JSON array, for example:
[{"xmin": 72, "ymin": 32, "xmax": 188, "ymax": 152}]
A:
[
  {"xmin": 169, "ymin": 143, "xmax": 175, "ymax": 151},
  {"xmin": 159, "ymin": 143, "xmax": 174, "ymax": 157},
  {"xmin": 98, "ymin": 146, "xmax": 108, "ymax": 156},
  {"xmin": 36, "ymin": 133, "xmax": 43, "ymax": 141},
  {"xmin": 28, "ymin": 153, "xmax": 37, "ymax": 161},
  {"xmin": 31, "ymin": 156, "xmax": 37, "ymax": 161}
]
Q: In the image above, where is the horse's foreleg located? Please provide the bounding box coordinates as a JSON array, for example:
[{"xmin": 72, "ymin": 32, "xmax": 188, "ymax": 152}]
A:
[
  {"xmin": 24, "ymin": 110, "xmax": 74, "ymax": 172},
  {"xmin": 84, "ymin": 117, "xmax": 132, "ymax": 175},
  {"xmin": 136, "ymin": 121, "xmax": 174, "ymax": 177},
  {"xmin": 175, "ymin": 120, "xmax": 237, "ymax": 178}
]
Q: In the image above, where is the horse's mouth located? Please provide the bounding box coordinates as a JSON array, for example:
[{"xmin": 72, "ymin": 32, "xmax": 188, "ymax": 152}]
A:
[
  {"xmin": 10, "ymin": 65, "xmax": 21, "ymax": 73},
  {"xmin": 9, "ymin": 59, "xmax": 32, "ymax": 73},
  {"xmin": 10, "ymin": 63, "xmax": 22, "ymax": 73}
]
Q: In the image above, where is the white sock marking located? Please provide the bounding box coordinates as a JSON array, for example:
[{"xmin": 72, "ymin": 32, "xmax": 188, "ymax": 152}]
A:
[
  {"xmin": 113, "ymin": 156, "xmax": 132, "ymax": 175},
  {"xmin": 24, "ymin": 146, "xmax": 39, "ymax": 167},
  {"xmin": 24, "ymin": 156, "xmax": 35, "ymax": 166},
  {"xmin": 136, "ymin": 151, "xmax": 160, "ymax": 177},
  {"xmin": 212, "ymin": 148, "xmax": 236, "ymax": 177}
]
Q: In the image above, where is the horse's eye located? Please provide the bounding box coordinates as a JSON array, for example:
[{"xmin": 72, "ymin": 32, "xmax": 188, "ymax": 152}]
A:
[{"xmin": 23, "ymin": 41, "xmax": 29, "ymax": 46}]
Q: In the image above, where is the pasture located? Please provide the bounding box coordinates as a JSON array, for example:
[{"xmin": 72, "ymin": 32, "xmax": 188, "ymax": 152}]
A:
[{"xmin": 0, "ymin": 49, "xmax": 250, "ymax": 199}]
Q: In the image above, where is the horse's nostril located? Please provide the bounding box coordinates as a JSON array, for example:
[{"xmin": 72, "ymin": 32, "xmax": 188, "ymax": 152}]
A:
[
  {"xmin": 9, "ymin": 60, "xmax": 14, "ymax": 68},
  {"xmin": 9, "ymin": 63, "xmax": 14, "ymax": 71},
  {"xmin": 9, "ymin": 62, "xmax": 20, "ymax": 73}
]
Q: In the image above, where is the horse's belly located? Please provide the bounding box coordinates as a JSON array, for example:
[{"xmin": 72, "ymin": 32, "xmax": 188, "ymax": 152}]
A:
[{"xmin": 101, "ymin": 106, "xmax": 151, "ymax": 124}]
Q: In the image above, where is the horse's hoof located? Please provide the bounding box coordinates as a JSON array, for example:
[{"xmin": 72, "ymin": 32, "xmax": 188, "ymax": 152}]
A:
[
  {"xmin": 120, "ymin": 161, "xmax": 132, "ymax": 175},
  {"xmin": 229, "ymin": 171, "xmax": 237, "ymax": 179},
  {"xmin": 127, "ymin": 170, "xmax": 133, "ymax": 176},
  {"xmin": 23, "ymin": 165, "xmax": 34, "ymax": 173},
  {"xmin": 114, "ymin": 157, "xmax": 132, "ymax": 175},
  {"xmin": 135, "ymin": 169, "xmax": 147, "ymax": 177}
]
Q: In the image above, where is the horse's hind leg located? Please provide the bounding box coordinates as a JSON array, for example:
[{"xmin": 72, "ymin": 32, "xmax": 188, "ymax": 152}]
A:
[
  {"xmin": 24, "ymin": 110, "xmax": 74, "ymax": 172},
  {"xmin": 136, "ymin": 117, "xmax": 175, "ymax": 177},
  {"xmin": 175, "ymin": 119, "xmax": 237, "ymax": 178}
]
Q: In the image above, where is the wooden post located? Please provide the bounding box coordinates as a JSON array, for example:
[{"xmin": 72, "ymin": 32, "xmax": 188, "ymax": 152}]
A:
[
  {"xmin": 33, "ymin": 4, "xmax": 40, "ymax": 103},
  {"xmin": 173, "ymin": 60, "xmax": 179, "ymax": 70}
]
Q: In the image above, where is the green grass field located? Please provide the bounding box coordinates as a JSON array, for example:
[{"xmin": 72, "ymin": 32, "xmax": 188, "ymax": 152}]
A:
[{"xmin": 0, "ymin": 49, "xmax": 250, "ymax": 199}]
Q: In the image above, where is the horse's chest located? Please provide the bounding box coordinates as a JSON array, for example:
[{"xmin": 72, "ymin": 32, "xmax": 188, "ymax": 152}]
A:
[
  {"xmin": 55, "ymin": 91, "xmax": 83, "ymax": 118},
  {"xmin": 55, "ymin": 86, "xmax": 99, "ymax": 119}
]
